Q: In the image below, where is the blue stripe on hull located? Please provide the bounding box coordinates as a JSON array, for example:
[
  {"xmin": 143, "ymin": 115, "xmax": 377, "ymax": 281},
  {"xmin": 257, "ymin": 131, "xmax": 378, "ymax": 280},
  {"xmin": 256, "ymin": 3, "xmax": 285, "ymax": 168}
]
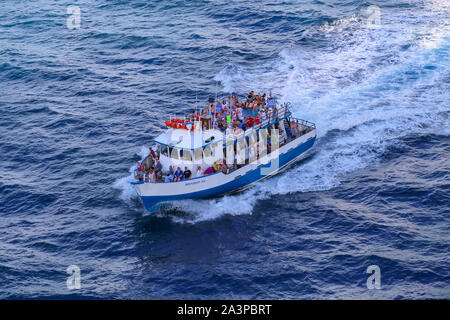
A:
[{"xmin": 140, "ymin": 137, "xmax": 316, "ymax": 212}]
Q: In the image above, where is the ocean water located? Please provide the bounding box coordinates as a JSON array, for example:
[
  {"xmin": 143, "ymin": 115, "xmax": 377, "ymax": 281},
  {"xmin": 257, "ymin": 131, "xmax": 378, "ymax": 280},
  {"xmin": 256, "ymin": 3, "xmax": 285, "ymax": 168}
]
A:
[{"xmin": 0, "ymin": 0, "xmax": 449, "ymax": 299}]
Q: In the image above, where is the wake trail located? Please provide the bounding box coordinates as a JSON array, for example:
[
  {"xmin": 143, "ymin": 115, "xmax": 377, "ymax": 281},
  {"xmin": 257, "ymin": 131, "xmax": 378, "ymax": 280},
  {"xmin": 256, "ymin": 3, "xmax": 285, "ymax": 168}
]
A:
[{"xmin": 116, "ymin": 1, "xmax": 450, "ymax": 222}]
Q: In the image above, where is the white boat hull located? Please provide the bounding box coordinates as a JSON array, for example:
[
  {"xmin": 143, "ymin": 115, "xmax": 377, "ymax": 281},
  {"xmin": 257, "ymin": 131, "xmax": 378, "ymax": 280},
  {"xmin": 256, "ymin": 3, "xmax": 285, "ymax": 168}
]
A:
[{"xmin": 132, "ymin": 130, "xmax": 316, "ymax": 212}]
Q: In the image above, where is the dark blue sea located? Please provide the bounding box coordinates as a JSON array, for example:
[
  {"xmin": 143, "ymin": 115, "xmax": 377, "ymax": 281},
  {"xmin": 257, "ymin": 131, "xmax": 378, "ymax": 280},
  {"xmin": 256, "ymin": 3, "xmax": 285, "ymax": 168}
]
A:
[{"xmin": 0, "ymin": 0, "xmax": 449, "ymax": 299}]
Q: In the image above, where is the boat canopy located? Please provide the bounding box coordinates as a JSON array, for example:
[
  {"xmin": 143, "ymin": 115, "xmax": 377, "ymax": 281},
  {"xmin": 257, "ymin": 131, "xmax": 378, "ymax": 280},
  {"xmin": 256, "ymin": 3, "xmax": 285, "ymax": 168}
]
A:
[{"xmin": 154, "ymin": 129, "xmax": 224, "ymax": 150}]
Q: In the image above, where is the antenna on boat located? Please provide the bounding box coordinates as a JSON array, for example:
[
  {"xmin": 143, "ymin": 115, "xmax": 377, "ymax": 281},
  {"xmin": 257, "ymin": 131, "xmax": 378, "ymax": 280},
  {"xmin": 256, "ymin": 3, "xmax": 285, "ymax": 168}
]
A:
[
  {"xmin": 195, "ymin": 89, "xmax": 198, "ymax": 109},
  {"xmin": 215, "ymin": 82, "xmax": 218, "ymax": 103}
]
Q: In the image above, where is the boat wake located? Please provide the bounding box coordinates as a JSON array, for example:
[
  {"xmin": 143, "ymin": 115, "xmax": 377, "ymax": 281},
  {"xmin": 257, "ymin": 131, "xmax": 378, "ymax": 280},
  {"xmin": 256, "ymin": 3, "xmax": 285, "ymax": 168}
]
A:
[{"xmin": 116, "ymin": 1, "xmax": 450, "ymax": 222}]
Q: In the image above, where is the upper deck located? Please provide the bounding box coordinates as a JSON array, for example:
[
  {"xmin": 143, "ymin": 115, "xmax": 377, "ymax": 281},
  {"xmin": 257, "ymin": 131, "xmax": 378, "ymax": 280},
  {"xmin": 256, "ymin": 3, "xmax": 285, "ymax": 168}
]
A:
[
  {"xmin": 133, "ymin": 93, "xmax": 316, "ymax": 183},
  {"xmin": 153, "ymin": 102, "xmax": 315, "ymax": 150}
]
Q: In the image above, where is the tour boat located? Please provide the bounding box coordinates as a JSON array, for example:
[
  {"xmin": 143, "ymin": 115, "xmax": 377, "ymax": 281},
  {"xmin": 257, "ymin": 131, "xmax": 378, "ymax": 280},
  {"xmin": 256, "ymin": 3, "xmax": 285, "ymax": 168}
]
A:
[{"xmin": 131, "ymin": 97, "xmax": 316, "ymax": 213}]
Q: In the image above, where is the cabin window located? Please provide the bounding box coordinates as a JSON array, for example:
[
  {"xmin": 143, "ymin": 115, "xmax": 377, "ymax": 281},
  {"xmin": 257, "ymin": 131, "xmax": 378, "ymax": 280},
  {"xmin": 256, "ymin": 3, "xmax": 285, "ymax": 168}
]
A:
[
  {"xmin": 210, "ymin": 142, "xmax": 223, "ymax": 158},
  {"xmin": 160, "ymin": 145, "xmax": 169, "ymax": 157},
  {"xmin": 169, "ymin": 147, "xmax": 179, "ymax": 160},
  {"xmin": 180, "ymin": 149, "xmax": 192, "ymax": 161},
  {"xmin": 194, "ymin": 148, "xmax": 203, "ymax": 161},
  {"xmin": 203, "ymin": 145, "xmax": 213, "ymax": 158}
]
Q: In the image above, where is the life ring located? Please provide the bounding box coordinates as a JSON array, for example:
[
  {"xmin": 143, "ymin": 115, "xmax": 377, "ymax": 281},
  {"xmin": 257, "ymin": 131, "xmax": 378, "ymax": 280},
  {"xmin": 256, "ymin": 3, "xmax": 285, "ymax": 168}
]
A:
[{"xmin": 165, "ymin": 118, "xmax": 191, "ymax": 129}]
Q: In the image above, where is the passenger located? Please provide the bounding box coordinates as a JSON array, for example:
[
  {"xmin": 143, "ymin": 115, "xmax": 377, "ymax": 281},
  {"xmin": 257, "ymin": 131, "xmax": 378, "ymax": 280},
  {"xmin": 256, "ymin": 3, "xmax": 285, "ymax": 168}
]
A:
[
  {"xmin": 234, "ymin": 126, "xmax": 243, "ymax": 135},
  {"xmin": 290, "ymin": 122, "xmax": 298, "ymax": 138},
  {"xmin": 285, "ymin": 124, "xmax": 292, "ymax": 139},
  {"xmin": 193, "ymin": 110, "xmax": 199, "ymax": 121},
  {"xmin": 184, "ymin": 166, "xmax": 192, "ymax": 180},
  {"xmin": 267, "ymin": 107, "xmax": 273, "ymax": 120},
  {"xmin": 260, "ymin": 110, "xmax": 267, "ymax": 122},
  {"xmin": 226, "ymin": 114, "xmax": 232, "ymax": 125},
  {"xmin": 213, "ymin": 160, "xmax": 221, "ymax": 172},
  {"xmin": 272, "ymin": 106, "xmax": 278, "ymax": 119},
  {"xmin": 154, "ymin": 160, "xmax": 162, "ymax": 175},
  {"xmin": 232, "ymin": 109, "xmax": 238, "ymax": 121},
  {"xmin": 252, "ymin": 104, "xmax": 259, "ymax": 117},
  {"xmin": 164, "ymin": 172, "xmax": 173, "ymax": 183},
  {"xmin": 222, "ymin": 165, "xmax": 228, "ymax": 174},
  {"xmin": 156, "ymin": 145, "xmax": 161, "ymax": 159},
  {"xmin": 218, "ymin": 120, "xmax": 225, "ymax": 132},
  {"xmin": 136, "ymin": 162, "xmax": 144, "ymax": 181},
  {"xmin": 147, "ymin": 169, "xmax": 156, "ymax": 183},
  {"xmin": 174, "ymin": 167, "xmax": 184, "ymax": 181},
  {"xmin": 142, "ymin": 154, "xmax": 154, "ymax": 172},
  {"xmin": 254, "ymin": 115, "xmax": 261, "ymax": 125},
  {"xmin": 203, "ymin": 167, "xmax": 215, "ymax": 176},
  {"xmin": 233, "ymin": 93, "xmax": 239, "ymax": 105},
  {"xmin": 237, "ymin": 106, "xmax": 244, "ymax": 121},
  {"xmin": 156, "ymin": 171, "xmax": 163, "ymax": 183},
  {"xmin": 196, "ymin": 166, "xmax": 203, "ymax": 177},
  {"xmin": 149, "ymin": 147, "xmax": 157, "ymax": 159},
  {"xmin": 279, "ymin": 126, "xmax": 285, "ymax": 145},
  {"xmin": 267, "ymin": 97, "xmax": 276, "ymax": 108}
]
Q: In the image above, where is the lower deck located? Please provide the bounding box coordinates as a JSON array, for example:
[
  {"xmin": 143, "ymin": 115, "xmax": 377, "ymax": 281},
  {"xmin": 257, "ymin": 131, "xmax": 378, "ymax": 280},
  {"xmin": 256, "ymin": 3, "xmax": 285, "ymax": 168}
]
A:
[{"xmin": 134, "ymin": 129, "xmax": 316, "ymax": 212}]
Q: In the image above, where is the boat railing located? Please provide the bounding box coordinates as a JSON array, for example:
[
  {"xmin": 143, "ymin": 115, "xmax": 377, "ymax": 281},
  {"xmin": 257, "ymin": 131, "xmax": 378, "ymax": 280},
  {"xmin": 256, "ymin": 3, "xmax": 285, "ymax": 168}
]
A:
[{"xmin": 292, "ymin": 118, "xmax": 316, "ymax": 129}]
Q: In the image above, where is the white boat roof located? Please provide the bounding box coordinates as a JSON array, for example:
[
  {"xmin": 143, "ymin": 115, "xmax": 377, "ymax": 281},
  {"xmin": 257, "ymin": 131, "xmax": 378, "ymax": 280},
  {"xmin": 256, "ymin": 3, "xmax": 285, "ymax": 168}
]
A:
[{"xmin": 154, "ymin": 129, "xmax": 225, "ymax": 149}]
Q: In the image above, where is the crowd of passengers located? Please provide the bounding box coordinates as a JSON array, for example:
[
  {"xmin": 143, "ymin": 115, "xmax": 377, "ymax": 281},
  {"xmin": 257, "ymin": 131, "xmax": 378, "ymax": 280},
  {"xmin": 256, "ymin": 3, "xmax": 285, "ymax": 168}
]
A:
[
  {"xmin": 135, "ymin": 147, "xmax": 235, "ymax": 183},
  {"xmin": 134, "ymin": 92, "xmax": 306, "ymax": 182},
  {"xmin": 188, "ymin": 91, "xmax": 280, "ymax": 133}
]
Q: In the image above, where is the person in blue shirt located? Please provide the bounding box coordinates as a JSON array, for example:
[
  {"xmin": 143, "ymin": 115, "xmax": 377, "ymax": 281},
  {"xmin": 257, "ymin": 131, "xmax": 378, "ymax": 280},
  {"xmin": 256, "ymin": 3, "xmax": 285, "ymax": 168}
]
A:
[
  {"xmin": 174, "ymin": 167, "xmax": 184, "ymax": 182},
  {"xmin": 154, "ymin": 160, "xmax": 162, "ymax": 175},
  {"xmin": 267, "ymin": 98, "xmax": 276, "ymax": 108},
  {"xmin": 164, "ymin": 173, "xmax": 173, "ymax": 183},
  {"xmin": 285, "ymin": 123, "xmax": 292, "ymax": 139}
]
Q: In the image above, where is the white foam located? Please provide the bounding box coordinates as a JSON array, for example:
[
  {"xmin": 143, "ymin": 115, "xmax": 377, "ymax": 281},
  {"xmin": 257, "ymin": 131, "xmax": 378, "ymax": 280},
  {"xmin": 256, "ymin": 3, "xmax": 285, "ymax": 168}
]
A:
[{"xmin": 113, "ymin": 146, "xmax": 149, "ymax": 202}]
